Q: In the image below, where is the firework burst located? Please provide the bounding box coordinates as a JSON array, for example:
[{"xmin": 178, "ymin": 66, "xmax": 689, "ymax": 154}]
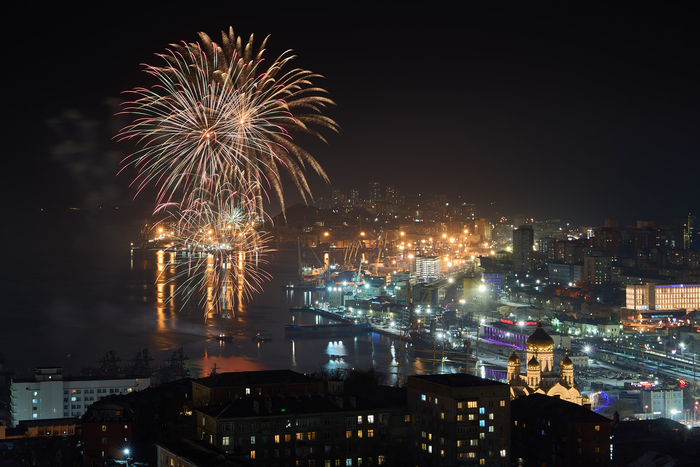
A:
[
  {"xmin": 118, "ymin": 28, "xmax": 335, "ymax": 316},
  {"xmin": 118, "ymin": 27, "xmax": 338, "ymax": 212}
]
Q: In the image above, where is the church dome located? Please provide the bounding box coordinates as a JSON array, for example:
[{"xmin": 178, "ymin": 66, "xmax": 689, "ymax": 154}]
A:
[
  {"xmin": 526, "ymin": 321, "xmax": 554, "ymax": 352},
  {"xmin": 527, "ymin": 355, "xmax": 540, "ymax": 370},
  {"xmin": 508, "ymin": 351, "xmax": 520, "ymax": 365},
  {"xmin": 561, "ymin": 351, "xmax": 574, "ymax": 368}
]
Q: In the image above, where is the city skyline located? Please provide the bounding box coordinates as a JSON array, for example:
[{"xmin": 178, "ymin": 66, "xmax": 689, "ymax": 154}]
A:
[{"xmin": 5, "ymin": 3, "xmax": 699, "ymax": 229}]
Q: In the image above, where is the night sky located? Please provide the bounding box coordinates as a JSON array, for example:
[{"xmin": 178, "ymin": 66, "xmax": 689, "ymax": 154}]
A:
[{"xmin": 5, "ymin": 2, "xmax": 699, "ymax": 227}]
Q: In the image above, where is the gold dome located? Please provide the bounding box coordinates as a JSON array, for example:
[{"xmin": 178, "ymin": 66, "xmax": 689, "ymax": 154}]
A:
[
  {"xmin": 527, "ymin": 355, "xmax": 540, "ymax": 370},
  {"xmin": 526, "ymin": 321, "xmax": 554, "ymax": 352},
  {"xmin": 508, "ymin": 351, "xmax": 520, "ymax": 365},
  {"xmin": 561, "ymin": 351, "xmax": 574, "ymax": 368}
]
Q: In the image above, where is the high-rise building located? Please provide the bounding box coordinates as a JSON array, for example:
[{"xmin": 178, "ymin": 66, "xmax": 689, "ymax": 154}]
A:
[
  {"xmin": 385, "ymin": 185, "xmax": 397, "ymax": 204},
  {"xmin": 368, "ymin": 180, "xmax": 381, "ymax": 204},
  {"xmin": 675, "ymin": 215, "xmax": 691, "ymax": 249},
  {"xmin": 331, "ymin": 189, "xmax": 341, "ymax": 206},
  {"xmin": 591, "ymin": 228, "xmax": 622, "ymax": 260},
  {"xmin": 349, "ymin": 188, "xmax": 360, "ymax": 206},
  {"xmin": 583, "ymin": 253, "xmax": 613, "ymax": 285},
  {"xmin": 513, "ymin": 225, "xmax": 534, "ymax": 272},
  {"xmin": 511, "ymin": 394, "xmax": 610, "ymax": 466},
  {"xmin": 407, "ymin": 374, "xmax": 511, "ymax": 466}
]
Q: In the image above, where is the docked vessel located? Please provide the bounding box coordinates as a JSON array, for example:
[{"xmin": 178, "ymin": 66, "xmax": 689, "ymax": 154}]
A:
[{"xmin": 284, "ymin": 323, "xmax": 372, "ymax": 335}]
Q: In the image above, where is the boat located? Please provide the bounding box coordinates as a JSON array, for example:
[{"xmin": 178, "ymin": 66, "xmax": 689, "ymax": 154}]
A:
[
  {"xmin": 217, "ymin": 332, "xmax": 233, "ymax": 342},
  {"xmin": 284, "ymin": 323, "xmax": 372, "ymax": 335},
  {"xmin": 409, "ymin": 331, "xmax": 452, "ymax": 351},
  {"xmin": 252, "ymin": 333, "xmax": 272, "ymax": 342},
  {"xmin": 215, "ymin": 322, "xmax": 233, "ymax": 342}
]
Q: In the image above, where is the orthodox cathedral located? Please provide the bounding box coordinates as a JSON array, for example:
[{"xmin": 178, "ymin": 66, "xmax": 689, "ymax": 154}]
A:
[{"xmin": 507, "ymin": 320, "xmax": 583, "ymax": 405}]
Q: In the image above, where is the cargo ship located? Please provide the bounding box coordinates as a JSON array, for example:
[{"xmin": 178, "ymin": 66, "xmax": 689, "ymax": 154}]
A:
[{"xmin": 284, "ymin": 323, "xmax": 372, "ymax": 335}]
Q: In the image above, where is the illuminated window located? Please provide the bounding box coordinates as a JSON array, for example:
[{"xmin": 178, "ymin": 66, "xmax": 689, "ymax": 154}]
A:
[
  {"xmin": 440, "ymin": 412, "xmax": 444, "ymax": 420},
  {"xmin": 250, "ymin": 450, "xmax": 256, "ymax": 459},
  {"xmin": 500, "ymin": 400, "xmax": 506, "ymax": 407},
  {"xmin": 357, "ymin": 430, "xmax": 363, "ymax": 438},
  {"xmin": 468, "ymin": 401, "xmax": 477, "ymax": 408},
  {"xmin": 421, "ymin": 394, "xmax": 426, "ymax": 401},
  {"xmin": 378, "ymin": 456, "xmax": 385, "ymax": 465},
  {"xmin": 357, "ymin": 416, "xmax": 363, "ymax": 424},
  {"xmin": 285, "ymin": 434, "xmax": 291, "ymax": 442},
  {"xmin": 274, "ymin": 435, "xmax": 280, "ymax": 444},
  {"xmin": 367, "ymin": 415, "xmax": 374, "ymax": 424},
  {"xmin": 346, "ymin": 431, "xmax": 352, "ymax": 439},
  {"xmin": 251, "ymin": 436, "xmax": 256, "ymax": 444},
  {"xmin": 246, "ymin": 388, "xmax": 251, "ymax": 395},
  {"xmin": 457, "ymin": 415, "xmax": 463, "ymax": 421},
  {"xmin": 367, "ymin": 429, "xmax": 374, "ymax": 438},
  {"xmin": 595, "ymin": 425, "xmax": 600, "ymax": 431},
  {"xmin": 102, "ymin": 425, "xmax": 107, "ymax": 432},
  {"xmin": 222, "ymin": 437, "xmax": 230, "ymax": 446},
  {"xmin": 489, "ymin": 414, "xmax": 494, "ymax": 420},
  {"xmin": 469, "ymin": 414, "xmax": 476, "ymax": 421}
]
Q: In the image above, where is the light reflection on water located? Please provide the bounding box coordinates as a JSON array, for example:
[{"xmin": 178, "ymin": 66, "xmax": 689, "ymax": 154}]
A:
[{"xmin": 5, "ymin": 247, "xmax": 470, "ymax": 384}]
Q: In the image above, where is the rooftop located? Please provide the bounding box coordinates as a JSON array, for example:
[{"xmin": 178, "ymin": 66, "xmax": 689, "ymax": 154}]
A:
[
  {"xmin": 408, "ymin": 373, "xmax": 507, "ymax": 388},
  {"xmin": 512, "ymin": 394, "xmax": 610, "ymax": 423},
  {"xmin": 195, "ymin": 369, "xmax": 323, "ymax": 388},
  {"xmin": 197, "ymin": 394, "xmax": 388, "ymax": 419}
]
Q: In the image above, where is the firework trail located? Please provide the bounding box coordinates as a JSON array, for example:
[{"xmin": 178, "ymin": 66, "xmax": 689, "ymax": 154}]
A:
[{"xmin": 155, "ymin": 185, "xmax": 273, "ymax": 316}]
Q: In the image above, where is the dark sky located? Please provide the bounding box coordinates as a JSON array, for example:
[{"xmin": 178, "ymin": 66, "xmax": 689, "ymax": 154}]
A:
[{"xmin": 5, "ymin": 2, "xmax": 699, "ymax": 226}]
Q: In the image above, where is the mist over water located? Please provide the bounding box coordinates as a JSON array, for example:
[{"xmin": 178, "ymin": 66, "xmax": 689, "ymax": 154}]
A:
[{"xmin": 3, "ymin": 209, "xmax": 460, "ymax": 384}]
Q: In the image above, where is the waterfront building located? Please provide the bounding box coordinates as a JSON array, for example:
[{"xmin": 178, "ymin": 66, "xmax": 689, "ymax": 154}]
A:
[
  {"xmin": 513, "ymin": 226, "xmax": 534, "ymax": 272},
  {"xmin": 511, "ymin": 393, "xmax": 611, "ymax": 466},
  {"xmin": 10, "ymin": 367, "xmax": 150, "ymax": 427},
  {"xmin": 407, "ymin": 373, "xmax": 511, "ymax": 466},
  {"xmin": 506, "ymin": 323, "xmax": 582, "ymax": 405}
]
